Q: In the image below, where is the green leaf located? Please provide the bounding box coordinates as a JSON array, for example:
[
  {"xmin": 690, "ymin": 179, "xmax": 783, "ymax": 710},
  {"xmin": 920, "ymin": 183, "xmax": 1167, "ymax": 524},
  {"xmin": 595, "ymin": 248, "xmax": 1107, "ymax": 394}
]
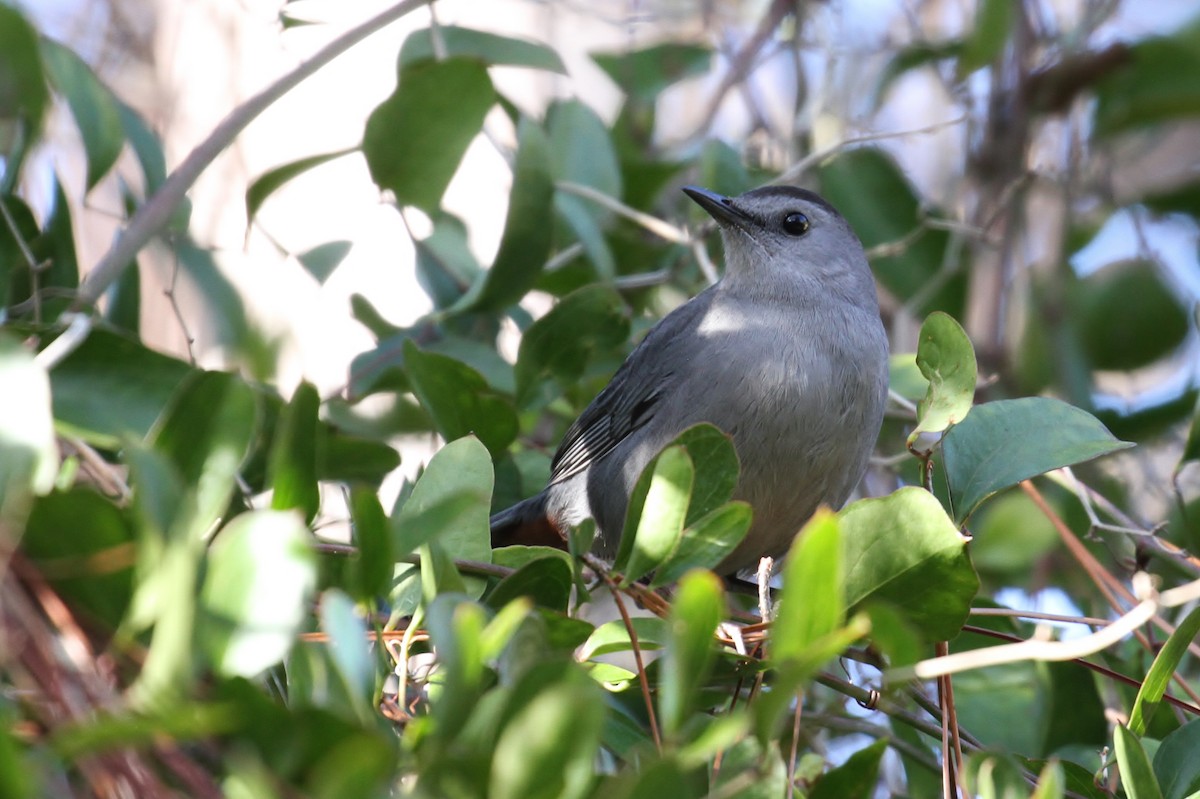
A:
[
  {"xmin": 1075, "ymin": 259, "xmax": 1190, "ymax": 371},
  {"xmin": 577, "ymin": 617, "xmax": 666, "ymax": 661},
  {"xmin": 1129, "ymin": 606, "xmax": 1200, "ymax": 737},
  {"xmin": 875, "ymin": 42, "xmax": 963, "ymax": 105},
  {"xmin": 651, "ymin": 501, "xmax": 752, "ymax": 587},
  {"xmin": 392, "ymin": 435, "xmax": 493, "ymax": 559},
  {"xmin": 490, "ymin": 664, "xmax": 604, "ymax": 799},
  {"xmin": 592, "ymin": 43, "xmax": 712, "ymax": 101},
  {"xmin": 513, "ymin": 284, "xmax": 630, "ymax": 406},
  {"xmin": 485, "ymin": 556, "xmax": 572, "ymax": 612},
  {"xmin": 454, "ymin": 117, "xmax": 554, "ymax": 312},
  {"xmin": 1094, "ymin": 17, "xmax": 1200, "ymax": 136},
  {"xmin": 772, "ymin": 509, "xmax": 845, "ymax": 663},
  {"xmin": 363, "ymin": 58, "xmax": 495, "ymax": 211},
  {"xmin": 840, "ymin": 487, "xmax": 978, "ymax": 641},
  {"xmin": 199, "ymin": 510, "xmax": 316, "ymax": 677},
  {"xmin": 317, "ymin": 430, "xmax": 401, "ymax": 486},
  {"xmin": 1115, "ymin": 724, "xmax": 1165, "ymax": 799},
  {"xmin": 672, "ymin": 423, "xmax": 740, "ymax": 527},
  {"xmin": 1153, "ymin": 719, "xmax": 1200, "ymax": 799},
  {"xmin": 909, "ymin": 311, "xmax": 977, "ymax": 446},
  {"xmin": 319, "ymin": 589, "xmax": 374, "ymax": 721},
  {"xmin": 0, "ymin": 334, "xmax": 58, "ymax": 522},
  {"xmin": 619, "ymin": 445, "xmax": 693, "ymax": 584},
  {"xmin": 150, "ymin": 370, "xmax": 258, "ymax": 536},
  {"xmin": 425, "ymin": 594, "xmax": 487, "ymax": 733},
  {"xmin": 1030, "ymin": 760, "xmax": 1065, "ymax": 799},
  {"xmin": 659, "ymin": 569, "xmax": 724, "ymax": 739},
  {"xmin": 267, "ymin": 381, "xmax": 320, "ymax": 522},
  {"xmin": 0, "ymin": 4, "xmax": 49, "ymax": 183},
  {"xmin": 1182, "ymin": 392, "xmax": 1200, "ymax": 470},
  {"xmin": 116, "ymin": 101, "xmax": 167, "ymax": 197},
  {"xmin": 957, "ymin": 0, "xmax": 1014, "ymax": 76},
  {"xmin": 39, "ymin": 40, "xmax": 124, "ymax": 190},
  {"xmin": 402, "ymin": 340, "xmax": 518, "ymax": 457},
  {"xmin": 399, "ymin": 25, "xmax": 566, "ymax": 72},
  {"xmin": 809, "ymin": 738, "xmax": 889, "ymax": 799},
  {"xmin": 547, "ymin": 97, "xmax": 622, "ymax": 198},
  {"xmin": 941, "ymin": 397, "xmax": 1134, "ymax": 523},
  {"xmin": 350, "ymin": 486, "xmax": 392, "ymax": 600},
  {"xmin": 818, "ymin": 147, "xmax": 964, "ymax": 318},
  {"xmin": 413, "ymin": 211, "xmax": 480, "ymax": 309},
  {"xmin": 296, "ymin": 240, "xmax": 352, "ymax": 284},
  {"xmin": 245, "ymin": 149, "xmax": 355, "ymax": 223}
]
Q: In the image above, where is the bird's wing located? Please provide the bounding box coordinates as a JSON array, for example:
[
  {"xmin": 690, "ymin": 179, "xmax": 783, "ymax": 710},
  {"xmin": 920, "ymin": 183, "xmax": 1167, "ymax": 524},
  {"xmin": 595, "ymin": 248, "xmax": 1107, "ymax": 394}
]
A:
[{"xmin": 547, "ymin": 294, "xmax": 710, "ymax": 485}]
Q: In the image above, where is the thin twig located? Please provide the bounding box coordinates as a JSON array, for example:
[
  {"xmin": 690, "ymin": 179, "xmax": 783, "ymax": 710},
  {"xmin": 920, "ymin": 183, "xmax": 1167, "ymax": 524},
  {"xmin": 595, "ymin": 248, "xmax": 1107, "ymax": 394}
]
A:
[
  {"xmin": 556, "ymin": 181, "xmax": 690, "ymax": 245},
  {"xmin": 774, "ymin": 116, "xmax": 967, "ymax": 184}
]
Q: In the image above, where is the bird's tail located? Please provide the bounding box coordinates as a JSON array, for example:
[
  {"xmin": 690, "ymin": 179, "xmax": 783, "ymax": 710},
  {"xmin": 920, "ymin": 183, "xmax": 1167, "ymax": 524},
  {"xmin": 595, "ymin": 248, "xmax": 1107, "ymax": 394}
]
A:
[{"xmin": 489, "ymin": 493, "xmax": 567, "ymax": 549}]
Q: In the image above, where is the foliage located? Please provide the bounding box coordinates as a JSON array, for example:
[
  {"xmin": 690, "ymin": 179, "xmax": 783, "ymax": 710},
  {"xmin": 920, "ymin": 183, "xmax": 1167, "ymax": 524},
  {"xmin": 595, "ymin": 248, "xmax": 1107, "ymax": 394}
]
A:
[{"xmin": 2, "ymin": 2, "xmax": 1200, "ymax": 798}]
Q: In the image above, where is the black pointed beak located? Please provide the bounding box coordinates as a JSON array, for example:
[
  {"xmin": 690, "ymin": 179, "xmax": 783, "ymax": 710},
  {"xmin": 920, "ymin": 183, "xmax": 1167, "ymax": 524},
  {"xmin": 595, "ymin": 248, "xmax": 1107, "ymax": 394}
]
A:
[{"xmin": 682, "ymin": 186, "xmax": 751, "ymax": 228}]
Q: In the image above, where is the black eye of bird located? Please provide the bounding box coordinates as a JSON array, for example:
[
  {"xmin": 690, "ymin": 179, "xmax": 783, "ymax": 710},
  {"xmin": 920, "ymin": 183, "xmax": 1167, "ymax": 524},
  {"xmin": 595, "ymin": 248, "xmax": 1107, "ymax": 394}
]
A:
[{"xmin": 782, "ymin": 212, "xmax": 810, "ymax": 236}]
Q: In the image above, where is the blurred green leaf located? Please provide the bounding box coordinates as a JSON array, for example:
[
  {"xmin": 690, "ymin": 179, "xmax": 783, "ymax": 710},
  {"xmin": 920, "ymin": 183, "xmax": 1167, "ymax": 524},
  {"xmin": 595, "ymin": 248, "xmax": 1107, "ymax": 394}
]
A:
[
  {"xmin": 414, "ymin": 211, "xmax": 479, "ymax": 309},
  {"xmin": 619, "ymin": 445, "xmax": 693, "ymax": 584},
  {"xmin": 267, "ymin": 381, "xmax": 320, "ymax": 522},
  {"xmin": 1075, "ymin": 259, "xmax": 1189, "ymax": 371},
  {"xmin": 970, "ymin": 491, "xmax": 1059, "ymax": 578},
  {"xmin": 1094, "ymin": 16, "xmax": 1200, "ymax": 135},
  {"xmin": 399, "ymin": 25, "xmax": 566, "ymax": 72},
  {"xmin": 578, "ymin": 617, "xmax": 666, "ymax": 661},
  {"xmin": 350, "ymin": 486, "xmax": 392, "ymax": 600},
  {"xmin": 1031, "ymin": 760, "xmax": 1065, "ymax": 799},
  {"xmin": 0, "ymin": 4, "xmax": 49, "ymax": 185},
  {"xmin": 485, "ymin": 556, "xmax": 572, "ymax": 612},
  {"xmin": 1115, "ymin": 724, "xmax": 1165, "ymax": 799},
  {"xmin": 818, "ymin": 147, "xmax": 965, "ymax": 318},
  {"xmin": 200, "ymin": 510, "xmax": 316, "ymax": 678},
  {"xmin": 875, "ymin": 42, "xmax": 963, "ymax": 105},
  {"xmin": 809, "ymin": 738, "xmax": 888, "ymax": 799},
  {"xmin": 455, "ymin": 117, "xmax": 554, "ymax": 312},
  {"xmin": 425, "ymin": 594, "xmax": 488, "ymax": 734},
  {"xmin": 651, "ymin": 501, "xmax": 751, "ymax": 587},
  {"xmin": 514, "ymin": 284, "xmax": 630, "ymax": 406},
  {"xmin": 889, "ymin": 352, "xmax": 929, "ymax": 402},
  {"xmin": 1042, "ymin": 661, "xmax": 1106, "ymax": 753},
  {"xmin": 0, "ymin": 334, "xmax": 58, "ymax": 521},
  {"xmin": 840, "ymin": 487, "xmax": 977, "ymax": 641},
  {"xmin": 392, "ymin": 435, "xmax": 492, "ymax": 559},
  {"xmin": 363, "ymin": 58, "xmax": 494, "ymax": 212},
  {"xmin": 245, "ymin": 149, "xmax": 354, "ymax": 224},
  {"xmin": 698, "ymin": 139, "xmax": 754, "ymax": 196},
  {"xmin": 39, "ymin": 40, "xmax": 124, "ymax": 190},
  {"xmin": 1181, "ymin": 393, "xmax": 1200, "ymax": 470},
  {"xmin": 941, "ymin": 397, "xmax": 1133, "ymax": 523},
  {"xmin": 958, "ymin": 0, "xmax": 1014, "ymax": 76},
  {"xmin": 115, "ymin": 100, "xmax": 167, "ymax": 197},
  {"xmin": 1154, "ymin": 719, "xmax": 1200, "ymax": 799},
  {"xmin": 592, "ymin": 43, "xmax": 712, "ymax": 101},
  {"xmin": 1129, "ymin": 606, "xmax": 1200, "ymax": 737},
  {"xmin": 772, "ymin": 509, "xmax": 845, "ymax": 663},
  {"xmin": 317, "ymin": 431, "xmax": 400, "ymax": 486},
  {"xmin": 318, "ymin": 589, "xmax": 374, "ymax": 721},
  {"xmin": 659, "ymin": 569, "xmax": 723, "ymax": 739},
  {"xmin": 909, "ymin": 311, "xmax": 977, "ymax": 446},
  {"xmin": 402, "ymin": 340, "xmax": 518, "ymax": 457},
  {"xmin": 296, "ymin": 240, "xmax": 351, "ymax": 284},
  {"xmin": 548, "ymin": 98, "xmax": 622, "ymax": 197}
]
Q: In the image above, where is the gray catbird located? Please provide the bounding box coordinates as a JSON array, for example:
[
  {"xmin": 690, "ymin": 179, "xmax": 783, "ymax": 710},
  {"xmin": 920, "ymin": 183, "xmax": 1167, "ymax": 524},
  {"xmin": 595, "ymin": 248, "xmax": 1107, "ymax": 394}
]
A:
[{"xmin": 490, "ymin": 184, "xmax": 889, "ymax": 575}]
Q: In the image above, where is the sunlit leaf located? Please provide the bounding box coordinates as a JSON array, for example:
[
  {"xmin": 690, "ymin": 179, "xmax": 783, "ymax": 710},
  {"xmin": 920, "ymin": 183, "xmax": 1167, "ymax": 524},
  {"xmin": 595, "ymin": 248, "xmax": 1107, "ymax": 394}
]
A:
[{"xmin": 909, "ymin": 311, "xmax": 976, "ymax": 446}]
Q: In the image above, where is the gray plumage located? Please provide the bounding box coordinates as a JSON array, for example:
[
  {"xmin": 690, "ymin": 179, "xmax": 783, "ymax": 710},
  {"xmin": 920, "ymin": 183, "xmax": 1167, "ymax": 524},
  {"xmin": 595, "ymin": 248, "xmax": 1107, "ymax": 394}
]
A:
[{"xmin": 490, "ymin": 184, "xmax": 889, "ymax": 575}]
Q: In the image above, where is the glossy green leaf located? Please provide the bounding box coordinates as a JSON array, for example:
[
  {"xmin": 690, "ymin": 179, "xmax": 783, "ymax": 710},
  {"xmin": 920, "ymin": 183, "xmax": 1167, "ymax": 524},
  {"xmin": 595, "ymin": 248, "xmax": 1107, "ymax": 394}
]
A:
[
  {"xmin": 485, "ymin": 556, "xmax": 572, "ymax": 612},
  {"xmin": 39, "ymin": 40, "xmax": 124, "ymax": 190},
  {"xmin": 514, "ymin": 284, "xmax": 630, "ymax": 406},
  {"xmin": 840, "ymin": 487, "xmax": 978, "ymax": 641},
  {"xmin": 818, "ymin": 147, "xmax": 964, "ymax": 317},
  {"xmin": 577, "ymin": 617, "xmax": 666, "ymax": 661},
  {"xmin": 1129, "ymin": 605, "xmax": 1200, "ymax": 737},
  {"xmin": 773, "ymin": 510, "xmax": 845, "ymax": 663},
  {"xmin": 1076, "ymin": 260, "xmax": 1189, "ymax": 371},
  {"xmin": 199, "ymin": 510, "xmax": 316, "ymax": 678},
  {"xmin": 957, "ymin": 0, "xmax": 1014, "ymax": 76},
  {"xmin": 1094, "ymin": 17, "xmax": 1200, "ymax": 136},
  {"xmin": 809, "ymin": 738, "xmax": 888, "ymax": 799},
  {"xmin": 659, "ymin": 569, "xmax": 724, "ymax": 739},
  {"xmin": 1153, "ymin": 719, "xmax": 1200, "ymax": 799},
  {"xmin": 350, "ymin": 486, "xmax": 392, "ymax": 600},
  {"xmin": 941, "ymin": 397, "xmax": 1134, "ymax": 523},
  {"xmin": 296, "ymin": 240, "xmax": 352, "ymax": 284},
  {"xmin": 150, "ymin": 370, "xmax": 258, "ymax": 535},
  {"xmin": 399, "ymin": 25, "xmax": 566, "ymax": 72},
  {"xmin": 402, "ymin": 340, "xmax": 518, "ymax": 457},
  {"xmin": 267, "ymin": 381, "xmax": 320, "ymax": 522},
  {"xmin": 363, "ymin": 58, "xmax": 494, "ymax": 211},
  {"xmin": 455, "ymin": 117, "xmax": 554, "ymax": 312},
  {"xmin": 909, "ymin": 311, "xmax": 976, "ymax": 446},
  {"xmin": 592, "ymin": 43, "xmax": 712, "ymax": 101},
  {"xmin": 392, "ymin": 435, "xmax": 493, "ymax": 559},
  {"xmin": 619, "ymin": 445, "xmax": 693, "ymax": 584},
  {"xmin": 245, "ymin": 149, "xmax": 354, "ymax": 223},
  {"xmin": 651, "ymin": 501, "xmax": 752, "ymax": 587},
  {"xmin": 1115, "ymin": 724, "xmax": 1165, "ymax": 799},
  {"xmin": 490, "ymin": 664, "xmax": 604, "ymax": 799},
  {"xmin": 0, "ymin": 334, "xmax": 58, "ymax": 521}
]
